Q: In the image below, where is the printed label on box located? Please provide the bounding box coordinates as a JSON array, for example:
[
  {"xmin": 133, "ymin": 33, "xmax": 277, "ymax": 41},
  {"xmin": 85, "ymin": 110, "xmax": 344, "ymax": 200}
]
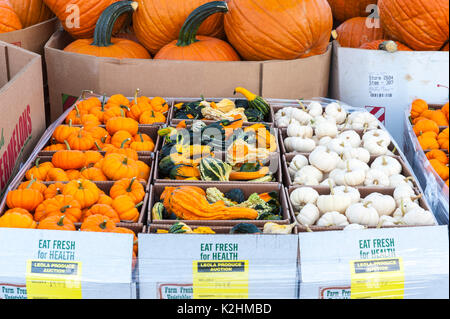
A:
[
  {"xmin": 26, "ymin": 260, "xmax": 82, "ymax": 299},
  {"xmin": 319, "ymin": 286, "xmax": 351, "ymax": 299},
  {"xmin": 368, "ymin": 72, "xmax": 395, "ymax": 99},
  {"xmin": 192, "ymin": 260, "xmax": 249, "ymax": 299},
  {"xmin": 350, "ymin": 258, "xmax": 404, "ymax": 299},
  {"xmin": 0, "ymin": 283, "xmax": 27, "ymax": 299},
  {"xmin": 157, "ymin": 283, "xmax": 193, "ymax": 299}
]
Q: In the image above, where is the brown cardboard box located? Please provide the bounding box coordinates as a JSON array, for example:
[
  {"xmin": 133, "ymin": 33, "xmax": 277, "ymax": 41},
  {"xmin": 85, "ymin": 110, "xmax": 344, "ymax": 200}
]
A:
[
  {"xmin": 0, "ymin": 41, "xmax": 46, "ymax": 197},
  {"xmin": 44, "ymin": 29, "xmax": 332, "ymax": 122}
]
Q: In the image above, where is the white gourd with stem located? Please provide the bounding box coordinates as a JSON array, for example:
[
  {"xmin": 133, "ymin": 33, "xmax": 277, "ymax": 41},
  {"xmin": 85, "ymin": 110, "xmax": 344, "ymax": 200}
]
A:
[
  {"xmin": 288, "ymin": 154, "xmax": 308, "ymax": 178},
  {"xmin": 316, "ymin": 180, "xmax": 352, "ymax": 214},
  {"xmin": 309, "ymin": 148, "xmax": 340, "ymax": 173},
  {"xmin": 364, "ymin": 168, "xmax": 390, "ymax": 187},
  {"xmin": 363, "ymin": 193, "xmax": 396, "ymax": 216},
  {"xmin": 290, "ymin": 187, "xmax": 319, "ymax": 211},
  {"xmin": 325, "ymin": 102, "xmax": 347, "ymax": 124},
  {"xmin": 297, "ymin": 203, "xmax": 320, "ymax": 226},
  {"xmin": 345, "ymin": 201, "xmax": 379, "ymax": 226},
  {"xmin": 338, "ymin": 130, "xmax": 361, "ymax": 147},
  {"xmin": 342, "ymin": 147, "xmax": 371, "ymax": 163},
  {"xmin": 371, "ymin": 156, "xmax": 402, "ymax": 176},
  {"xmin": 333, "ymin": 185, "xmax": 360, "ymax": 204},
  {"xmin": 316, "ymin": 211, "xmax": 349, "ymax": 227}
]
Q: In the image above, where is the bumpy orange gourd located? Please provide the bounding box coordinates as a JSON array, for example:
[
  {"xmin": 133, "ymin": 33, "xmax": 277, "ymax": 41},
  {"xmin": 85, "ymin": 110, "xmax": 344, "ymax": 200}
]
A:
[
  {"xmin": 162, "ymin": 186, "xmax": 259, "ymax": 220},
  {"xmin": 327, "ymin": 0, "xmax": 377, "ymax": 23},
  {"xmin": 224, "ymin": 0, "xmax": 333, "ymax": 60},
  {"xmin": 335, "ymin": 17, "xmax": 386, "ymax": 48},
  {"xmin": 0, "ymin": 0, "xmax": 22, "ymax": 33},
  {"xmin": 133, "ymin": 0, "xmax": 225, "ymax": 55},
  {"xmin": 378, "ymin": 0, "xmax": 449, "ymax": 51}
]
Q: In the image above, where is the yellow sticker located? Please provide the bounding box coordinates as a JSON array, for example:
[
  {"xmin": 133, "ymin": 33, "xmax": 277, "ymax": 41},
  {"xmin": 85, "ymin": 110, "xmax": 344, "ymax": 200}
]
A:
[
  {"xmin": 192, "ymin": 260, "xmax": 249, "ymax": 299},
  {"xmin": 26, "ymin": 260, "xmax": 82, "ymax": 299},
  {"xmin": 350, "ymin": 258, "xmax": 404, "ymax": 299}
]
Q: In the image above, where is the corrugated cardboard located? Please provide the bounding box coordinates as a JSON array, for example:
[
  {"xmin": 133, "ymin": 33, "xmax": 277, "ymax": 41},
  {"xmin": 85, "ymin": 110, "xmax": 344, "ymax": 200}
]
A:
[
  {"xmin": 44, "ymin": 29, "xmax": 332, "ymax": 122},
  {"xmin": 330, "ymin": 40, "xmax": 449, "ymax": 148},
  {"xmin": 0, "ymin": 41, "xmax": 46, "ymax": 197}
]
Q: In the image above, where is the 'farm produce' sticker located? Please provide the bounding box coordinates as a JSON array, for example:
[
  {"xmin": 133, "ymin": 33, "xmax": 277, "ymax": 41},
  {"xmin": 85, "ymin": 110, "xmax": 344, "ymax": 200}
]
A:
[
  {"xmin": 26, "ymin": 260, "xmax": 82, "ymax": 299},
  {"xmin": 192, "ymin": 260, "xmax": 248, "ymax": 299},
  {"xmin": 350, "ymin": 258, "xmax": 404, "ymax": 299}
]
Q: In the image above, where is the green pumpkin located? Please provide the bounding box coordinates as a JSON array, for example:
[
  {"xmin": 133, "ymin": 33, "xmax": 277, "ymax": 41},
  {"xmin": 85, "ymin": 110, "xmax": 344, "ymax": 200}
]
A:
[
  {"xmin": 151, "ymin": 202, "xmax": 165, "ymax": 221},
  {"xmin": 230, "ymin": 223, "xmax": 261, "ymax": 234},
  {"xmin": 225, "ymin": 189, "xmax": 246, "ymax": 204},
  {"xmin": 199, "ymin": 157, "xmax": 232, "ymax": 181},
  {"xmin": 244, "ymin": 108, "xmax": 265, "ymax": 122}
]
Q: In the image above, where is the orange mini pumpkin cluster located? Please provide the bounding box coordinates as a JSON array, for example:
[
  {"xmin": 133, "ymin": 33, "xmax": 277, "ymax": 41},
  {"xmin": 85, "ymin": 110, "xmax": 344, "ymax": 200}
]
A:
[{"xmin": 410, "ymin": 99, "xmax": 449, "ymax": 185}]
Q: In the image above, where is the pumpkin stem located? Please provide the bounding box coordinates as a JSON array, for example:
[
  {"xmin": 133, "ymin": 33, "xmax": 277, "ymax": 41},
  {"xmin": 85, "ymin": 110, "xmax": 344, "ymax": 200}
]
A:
[
  {"xmin": 328, "ymin": 179, "xmax": 335, "ymax": 195},
  {"xmin": 382, "ymin": 156, "xmax": 387, "ymax": 166},
  {"xmin": 135, "ymin": 201, "xmax": 144, "ymax": 209},
  {"xmin": 176, "ymin": 1, "xmax": 228, "ymax": 47},
  {"xmin": 92, "ymin": 1, "xmax": 137, "ymax": 47},
  {"xmin": 134, "ymin": 88, "xmax": 140, "ymax": 104},
  {"xmin": 296, "ymin": 100, "xmax": 307, "ymax": 112},
  {"xmin": 68, "ymin": 119, "xmax": 73, "ymax": 127},
  {"xmin": 127, "ymin": 177, "xmax": 136, "ymax": 192},
  {"xmin": 99, "ymin": 220, "xmax": 108, "ymax": 230},
  {"xmin": 101, "ymin": 94, "xmax": 106, "ymax": 111},
  {"xmin": 35, "ymin": 158, "xmax": 41, "ymax": 167},
  {"xmin": 120, "ymin": 108, "xmax": 125, "ymax": 118},
  {"xmin": 26, "ymin": 178, "xmax": 37, "ymax": 189},
  {"xmin": 57, "ymin": 215, "xmax": 66, "ymax": 227},
  {"xmin": 64, "ymin": 140, "xmax": 71, "ymax": 150},
  {"xmin": 60, "ymin": 205, "xmax": 71, "ymax": 213},
  {"xmin": 94, "ymin": 141, "xmax": 102, "ymax": 151},
  {"xmin": 139, "ymin": 133, "xmax": 144, "ymax": 143},
  {"xmin": 363, "ymin": 201, "xmax": 372, "ymax": 208},
  {"xmin": 121, "ymin": 138, "xmax": 131, "ymax": 149},
  {"xmin": 379, "ymin": 40, "xmax": 398, "ymax": 53}
]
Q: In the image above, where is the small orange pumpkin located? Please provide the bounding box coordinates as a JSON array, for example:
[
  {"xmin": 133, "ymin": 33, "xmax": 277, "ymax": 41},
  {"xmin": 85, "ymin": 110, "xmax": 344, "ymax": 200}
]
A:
[
  {"xmin": 6, "ymin": 180, "xmax": 44, "ymax": 211},
  {"xmin": 0, "ymin": 212, "xmax": 36, "ymax": 229},
  {"xmin": 111, "ymin": 195, "xmax": 141, "ymax": 222},
  {"xmin": 80, "ymin": 214, "xmax": 117, "ymax": 232},
  {"xmin": 62, "ymin": 179, "xmax": 100, "ymax": 209},
  {"xmin": 110, "ymin": 177, "xmax": 145, "ymax": 204},
  {"xmin": 83, "ymin": 204, "xmax": 120, "ymax": 223},
  {"xmin": 413, "ymin": 119, "xmax": 440, "ymax": 136},
  {"xmin": 427, "ymin": 150, "xmax": 449, "ymax": 165},
  {"xmin": 38, "ymin": 215, "xmax": 76, "ymax": 231},
  {"xmin": 411, "ymin": 99, "xmax": 429, "ymax": 119}
]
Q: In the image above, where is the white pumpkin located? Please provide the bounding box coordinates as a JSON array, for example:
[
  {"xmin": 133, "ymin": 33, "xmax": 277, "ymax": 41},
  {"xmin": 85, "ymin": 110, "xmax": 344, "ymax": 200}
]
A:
[
  {"xmin": 327, "ymin": 137, "xmax": 353, "ymax": 155},
  {"xmin": 290, "ymin": 187, "xmax": 319, "ymax": 211},
  {"xmin": 371, "ymin": 156, "xmax": 402, "ymax": 176},
  {"xmin": 338, "ymin": 130, "xmax": 361, "ymax": 148},
  {"xmin": 309, "ymin": 148, "xmax": 340, "ymax": 173},
  {"xmin": 338, "ymin": 158, "xmax": 370, "ymax": 172},
  {"xmin": 342, "ymin": 147, "xmax": 371, "ymax": 164},
  {"xmin": 276, "ymin": 116, "xmax": 291, "ymax": 128},
  {"xmin": 275, "ymin": 107, "xmax": 295, "ymax": 120},
  {"xmin": 389, "ymin": 174, "xmax": 415, "ymax": 188},
  {"xmin": 362, "ymin": 129, "xmax": 391, "ymax": 146},
  {"xmin": 307, "ymin": 102, "xmax": 323, "ymax": 117},
  {"xmin": 329, "ymin": 169, "xmax": 346, "ymax": 186},
  {"xmin": 287, "ymin": 122, "xmax": 314, "ymax": 138},
  {"xmin": 342, "ymin": 168, "xmax": 366, "ymax": 186},
  {"xmin": 291, "ymin": 108, "xmax": 313, "ymax": 125},
  {"xmin": 293, "ymin": 174, "xmax": 320, "ymax": 186},
  {"xmin": 316, "ymin": 211, "xmax": 349, "ymax": 227},
  {"xmin": 320, "ymin": 178, "xmax": 336, "ymax": 187},
  {"xmin": 377, "ymin": 215, "xmax": 404, "ymax": 227},
  {"xmin": 288, "ymin": 154, "xmax": 309, "ymax": 178},
  {"xmin": 296, "ymin": 165, "xmax": 323, "ymax": 182},
  {"xmin": 348, "ymin": 112, "xmax": 379, "ymax": 131},
  {"xmin": 316, "ymin": 187, "xmax": 352, "ymax": 215},
  {"xmin": 363, "ymin": 138, "xmax": 389, "ymax": 156},
  {"xmin": 393, "ymin": 185, "xmax": 419, "ymax": 205},
  {"xmin": 403, "ymin": 208, "xmax": 435, "ymax": 226},
  {"xmin": 343, "ymin": 224, "xmax": 366, "ymax": 231},
  {"xmin": 345, "ymin": 202, "xmax": 379, "ymax": 226},
  {"xmin": 363, "ymin": 193, "xmax": 396, "ymax": 216},
  {"xmin": 333, "ymin": 185, "xmax": 361, "ymax": 204},
  {"xmin": 325, "ymin": 102, "xmax": 347, "ymax": 124},
  {"xmin": 318, "ymin": 136, "xmax": 333, "ymax": 146},
  {"xmin": 315, "ymin": 120, "xmax": 338, "ymax": 139},
  {"xmin": 284, "ymin": 137, "xmax": 316, "ymax": 153},
  {"xmin": 364, "ymin": 169, "xmax": 390, "ymax": 187},
  {"xmin": 297, "ymin": 203, "xmax": 320, "ymax": 226},
  {"xmin": 393, "ymin": 199, "xmax": 422, "ymax": 218}
]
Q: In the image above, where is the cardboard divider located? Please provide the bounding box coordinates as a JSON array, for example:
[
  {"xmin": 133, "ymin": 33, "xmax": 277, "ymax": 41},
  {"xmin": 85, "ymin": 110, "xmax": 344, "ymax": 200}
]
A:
[
  {"xmin": 169, "ymin": 97, "xmax": 275, "ymax": 127},
  {"xmin": 146, "ymin": 223, "xmax": 298, "ymax": 235},
  {"xmin": 153, "ymin": 151, "xmax": 282, "ymax": 185},
  {"xmin": 149, "ymin": 182, "xmax": 293, "ymax": 227},
  {"xmin": 278, "ymin": 128, "xmax": 400, "ymax": 157},
  {"xmin": 283, "ymin": 153, "xmax": 421, "ymax": 190},
  {"xmin": 286, "ymin": 185, "xmax": 435, "ymax": 233}
]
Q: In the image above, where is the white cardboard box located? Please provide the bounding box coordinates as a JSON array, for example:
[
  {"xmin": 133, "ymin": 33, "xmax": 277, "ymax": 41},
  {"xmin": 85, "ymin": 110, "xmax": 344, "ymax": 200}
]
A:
[
  {"xmin": 0, "ymin": 228, "xmax": 135, "ymax": 299},
  {"xmin": 138, "ymin": 234, "xmax": 299, "ymax": 299},
  {"xmin": 330, "ymin": 41, "xmax": 449, "ymax": 148},
  {"xmin": 298, "ymin": 226, "xmax": 449, "ymax": 299}
]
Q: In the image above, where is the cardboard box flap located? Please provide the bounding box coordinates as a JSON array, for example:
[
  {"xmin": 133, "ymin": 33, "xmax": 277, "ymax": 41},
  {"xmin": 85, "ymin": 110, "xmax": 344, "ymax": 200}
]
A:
[
  {"xmin": 261, "ymin": 43, "xmax": 332, "ymax": 99},
  {"xmin": 0, "ymin": 44, "xmax": 7, "ymax": 86}
]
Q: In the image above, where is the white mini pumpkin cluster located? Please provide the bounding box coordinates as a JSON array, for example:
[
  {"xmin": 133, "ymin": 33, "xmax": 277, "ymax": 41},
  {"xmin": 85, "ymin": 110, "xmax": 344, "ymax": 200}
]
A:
[{"xmin": 290, "ymin": 184, "xmax": 436, "ymax": 229}]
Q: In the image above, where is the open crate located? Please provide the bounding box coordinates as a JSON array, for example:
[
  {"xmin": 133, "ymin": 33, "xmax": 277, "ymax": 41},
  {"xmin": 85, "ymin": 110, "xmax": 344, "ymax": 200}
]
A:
[{"xmin": 148, "ymin": 183, "xmax": 294, "ymax": 227}]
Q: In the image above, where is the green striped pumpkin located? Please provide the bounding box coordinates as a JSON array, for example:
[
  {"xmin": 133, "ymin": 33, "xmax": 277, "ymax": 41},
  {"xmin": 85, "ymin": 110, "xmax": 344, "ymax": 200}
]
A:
[{"xmin": 199, "ymin": 157, "xmax": 232, "ymax": 181}]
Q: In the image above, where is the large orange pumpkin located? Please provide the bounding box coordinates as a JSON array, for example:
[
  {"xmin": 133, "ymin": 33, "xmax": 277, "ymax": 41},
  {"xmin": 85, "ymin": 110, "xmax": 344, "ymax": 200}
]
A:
[
  {"xmin": 223, "ymin": 0, "xmax": 333, "ymax": 61},
  {"xmin": 335, "ymin": 17, "xmax": 386, "ymax": 48},
  {"xmin": 133, "ymin": 0, "xmax": 225, "ymax": 55},
  {"xmin": 154, "ymin": 1, "xmax": 240, "ymax": 61},
  {"xmin": 43, "ymin": 0, "xmax": 126, "ymax": 39},
  {"xmin": 0, "ymin": 0, "xmax": 22, "ymax": 33},
  {"xmin": 64, "ymin": 1, "xmax": 151, "ymax": 59},
  {"xmin": 378, "ymin": 0, "xmax": 449, "ymax": 51},
  {"xmin": 327, "ymin": 0, "xmax": 377, "ymax": 23},
  {"xmin": 9, "ymin": 0, "xmax": 53, "ymax": 28}
]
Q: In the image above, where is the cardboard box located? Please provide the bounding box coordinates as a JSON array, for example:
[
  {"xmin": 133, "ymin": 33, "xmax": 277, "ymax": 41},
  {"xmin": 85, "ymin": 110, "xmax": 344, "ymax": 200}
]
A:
[
  {"xmin": 138, "ymin": 232, "xmax": 299, "ymax": 299},
  {"xmin": 0, "ymin": 18, "xmax": 58, "ymax": 56},
  {"xmin": 330, "ymin": 40, "xmax": 449, "ymax": 148},
  {"xmin": 44, "ymin": 30, "xmax": 332, "ymax": 122},
  {"xmin": 0, "ymin": 227, "xmax": 135, "ymax": 299},
  {"xmin": 0, "ymin": 41, "xmax": 46, "ymax": 197},
  {"xmin": 298, "ymin": 226, "xmax": 449, "ymax": 299}
]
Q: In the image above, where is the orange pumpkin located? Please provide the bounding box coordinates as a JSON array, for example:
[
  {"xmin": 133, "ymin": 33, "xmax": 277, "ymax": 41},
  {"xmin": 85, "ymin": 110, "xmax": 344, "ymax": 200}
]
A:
[
  {"xmin": 80, "ymin": 214, "xmax": 117, "ymax": 232},
  {"xmin": 34, "ymin": 194, "xmax": 82, "ymax": 223},
  {"xmin": 17, "ymin": 179, "xmax": 47, "ymax": 194},
  {"xmin": 420, "ymin": 110, "xmax": 449, "ymax": 127},
  {"xmin": 80, "ymin": 167, "xmax": 108, "ymax": 181},
  {"xmin": 429, "ymin": 159, "xmax": 449, "ymax": 181},
  {"xmin": 327, "ymin": 0, "xmax": 377, "ymax": 23},
  {"xmin": 46, "ymin": 168, "xmax": 70, "ymax": 182},
  {"xmin": 6, "ymin": 181, "xmax": 44, "ymax": 211},
  {"xmin": 9, "ymin": 0, "xmax": 53, "ymax": 28},
  {"xmin": 110, "ymin": 177, "xmax": 145, "ymax": 204},
  {"xmin": 427, "ymin": 150, "xmax": 449, "ymax": 165},
  {"xmin": 441, "ymin": 102, "xmax": 449, "ymax": 121},
  {"xmin": 413, "ymin": 119, "xmax": 440, "ymax": 136},
  {"xmin": 44, "ymin": 182, "xmax": 65, "ymax": 199},
  {"xmin": 0, "ymin": 211, "xmax": 36, "ymax": 229},
  {"xmin": 25, "ymin": 158, "xmax": 54, "ymax": 181},
  {"xmin": 62, "ymin": 179, "xmax": 100, "ymax": 209},
  {"xmin": 111, "ymin": 195, "xmax": 141, "ymax": 222},
  {"xmin": 136, "ymin": 160, "xmax": 151, "ymax": 182},
  {"xmin": 83, "ymin": 204, "xmax": 120, "ymax": 223},
  {"xmin": 52, "ymin": 145, "xmax": 87, "ymax": 170},
  {"xmin": 411, "ymin": 99, "xmax": 429, "ymax": 119},
  {"xmin": 335, "ymin": 17, "xmax": 386, "ymax": 48},
  {"xmin": 52, "ymin": 121, "xmax": 80, "ymax": 144},
  {"xmin": 101, "ymin": 153, "xmax": 139, "ymax": 180},
  {"xmin": 0, "ymin": 0, "xmax": 22, "ymax": 33},
  {"xmin": 97, "ymin": 194, "xmax": 114, "ymax": 206},
  {"xmin": 38, "ymin": 215, "xmax": 76, "ymax": 231},
  {"xmin": 110, "ymin": 131, "xmax": 133, "ymax": 149},
  {"xmin": 378, "ymin": 0, "xmax": 449, "ymax": 51},
  {"xmin": 133, "ymin": 0, "xmax": 225, "ymax": 55},
  {"xmin": 418, "ymin": 133, "xmax": 440, "ymax": 150},
  {"xmin": 3, "ymin": 208, "xmax": 33, "ymax": 219},
  {"xmin": 438, "ymin": 128, "xmax": 449, "ymax": 150},
  {"xmin": 130, "ymin": 133, "xmax": 155, "ymax": 152}
]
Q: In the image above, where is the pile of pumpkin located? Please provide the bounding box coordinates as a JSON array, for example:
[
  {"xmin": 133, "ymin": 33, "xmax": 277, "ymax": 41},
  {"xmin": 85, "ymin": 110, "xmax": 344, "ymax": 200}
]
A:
[
  {"xmin": 410, "ymin": 99, "xmax": 449, "ymax": 186},
  {"xmin": 0, "ymin": 0, "xmax": 54, "ymax": 33},
  {"xmin": 331, "ymin": 0, "xmax": 449, "ymax": 52}
]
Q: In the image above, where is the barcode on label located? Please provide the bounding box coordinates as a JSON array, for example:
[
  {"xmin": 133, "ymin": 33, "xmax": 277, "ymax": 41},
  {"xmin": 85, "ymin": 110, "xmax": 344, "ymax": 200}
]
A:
[{"xmin": 370, "ymin": 93, "xmax": 393, "ymax": 98}]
